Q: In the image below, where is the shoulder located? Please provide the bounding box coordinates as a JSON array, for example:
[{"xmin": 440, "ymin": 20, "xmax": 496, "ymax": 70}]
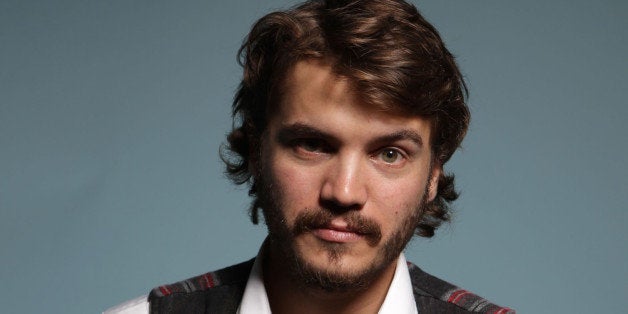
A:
[
  {"xmin": 406, "ymin": 261, "xmax": 515, "ymax": 314},
  {"xmin": 103, "ymin": 295, "xmax": 148, "ymax": 314},
  {"xmin": 148, "ymin": 259, "xmax": 254, "ymax": 299},
  {"xmin": 147, "ymin": 258, "xmax": 255, "ymax": 313},
  {"xmin": 149, "ymin": 258, "xmax": 254, "ymax": 298}
]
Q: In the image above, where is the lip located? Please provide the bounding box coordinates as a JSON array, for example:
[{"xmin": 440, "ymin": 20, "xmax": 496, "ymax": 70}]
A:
[{"xmin": 311, "ymin": 223, "xmax": 364, "ymax": 243}]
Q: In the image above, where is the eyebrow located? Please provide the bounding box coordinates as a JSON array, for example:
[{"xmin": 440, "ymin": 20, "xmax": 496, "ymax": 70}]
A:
[
  {"xmin": 276, "ymin": 123, "xmax": 424, "ymax": 148},
  {"xmin": 276, "ymin": 123, "xmax": 336, "ymax": 144},
  {"xmin": 370, "ymin": 130, "xmax": 424, "ymax": 148}
]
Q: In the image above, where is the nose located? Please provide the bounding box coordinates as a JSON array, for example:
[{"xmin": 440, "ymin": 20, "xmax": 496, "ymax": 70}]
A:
[{"xmin": 319, "ymin": 153, "xmax": 367, "ymax": 212}]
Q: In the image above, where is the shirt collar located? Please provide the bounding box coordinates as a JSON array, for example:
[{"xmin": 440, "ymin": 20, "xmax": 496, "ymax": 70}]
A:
[
  {"xmin": 237, "ymin": 245, "xmax": 271, "ymax": 314},
  {"xmin": 378, "ymin": 253, "xmax": 418, "ymax": 314},
  {"xmin": 237, "ymin": 245, "xmax": 417, "ymax": 314}
]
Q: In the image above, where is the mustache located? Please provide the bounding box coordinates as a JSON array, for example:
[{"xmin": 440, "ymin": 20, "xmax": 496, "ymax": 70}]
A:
[{"xmin": 292, "ymin": 209, "xmax": 382, "ymax": 246}]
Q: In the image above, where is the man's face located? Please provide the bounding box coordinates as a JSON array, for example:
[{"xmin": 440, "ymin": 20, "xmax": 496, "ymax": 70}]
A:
[{"xmin": 258, "ymin": 59, "xmax": 440, "ymax": 291}]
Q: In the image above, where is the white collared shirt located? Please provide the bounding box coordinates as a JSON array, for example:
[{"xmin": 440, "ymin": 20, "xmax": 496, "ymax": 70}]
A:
[{"xmin": 237, "ymin": 251, "xmax": 418, "ymax": 314}]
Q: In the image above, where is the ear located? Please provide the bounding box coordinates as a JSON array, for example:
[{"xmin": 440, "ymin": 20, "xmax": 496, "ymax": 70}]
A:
[
  {"xmin": 249, "ymin": 159, "xmax": 259, "ymax": 178},
  {"xmin": 427, "ymin": 164, "xmax": 442, "ymax": 202},
  {"xmin": 249, "ymin": 134, "xmax": 266, "ymax": 179},
  {"xmin": 249, "ymin": 146, "xmax": 260, "ymax": 179}
]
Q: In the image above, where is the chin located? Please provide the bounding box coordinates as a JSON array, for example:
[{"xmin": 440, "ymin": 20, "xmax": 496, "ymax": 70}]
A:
[{"xmin": 287, "ymin": 236, "xmax": 387, "ymax": 292}]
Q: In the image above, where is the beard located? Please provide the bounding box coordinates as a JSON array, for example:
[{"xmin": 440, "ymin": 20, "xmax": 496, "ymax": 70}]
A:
[{"xmin": 257, "ymin": 169, "xmax": 429, "ymax": 293}]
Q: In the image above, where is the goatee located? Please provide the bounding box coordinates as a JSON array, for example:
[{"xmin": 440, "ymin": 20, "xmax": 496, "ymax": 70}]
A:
[{"xmin": 257, "ymin": 171, "xmax": 428, "ymax": 293}]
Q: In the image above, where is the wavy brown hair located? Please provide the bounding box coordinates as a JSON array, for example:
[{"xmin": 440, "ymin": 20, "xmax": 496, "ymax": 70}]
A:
[{"xmin": 221, "ymin": 0, "xmax": 470, "ymax": 238}]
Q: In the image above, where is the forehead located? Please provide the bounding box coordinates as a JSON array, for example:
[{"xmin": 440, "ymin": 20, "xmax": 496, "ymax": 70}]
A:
[
  {"xmin": 282, "ymin": 60, "xmax": 351, "ymax": 107},
  {"xmin": 272, "ymin": 59, "xmax": 432, "ymax": 143}
]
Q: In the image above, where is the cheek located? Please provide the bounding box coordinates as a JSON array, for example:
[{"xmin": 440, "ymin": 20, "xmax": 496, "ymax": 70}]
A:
[
  {"xmin": 374, "ymin": 174, "xmax": 427, "ymax": 205},
  {"xmin": 273, "ymin": 163, "xmax": 317, "ymax": 192},
  {"xmin": 270, "ymin": 162, "xmax": 322, "ymax": 215},
  {"xmin": 370, "ymin": 176, "xmax": 427, "ymax": 227}
]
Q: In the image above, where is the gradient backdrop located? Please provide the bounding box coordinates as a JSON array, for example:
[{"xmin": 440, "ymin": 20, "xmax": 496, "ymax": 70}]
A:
[{"xmin": 1, "ymin": 0, "xmax": 627, "ymax": 313}]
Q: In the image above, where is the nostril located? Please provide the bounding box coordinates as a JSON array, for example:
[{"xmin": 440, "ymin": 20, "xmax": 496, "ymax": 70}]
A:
[{"xmin": 319, "ymin": 198, "xmax": 362, "ymax": 214}]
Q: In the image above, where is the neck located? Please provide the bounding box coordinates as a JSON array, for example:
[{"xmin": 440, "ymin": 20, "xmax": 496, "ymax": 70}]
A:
[{"xmin": 263, "ymin": 244, "xmax": 398, "ymax": 314}]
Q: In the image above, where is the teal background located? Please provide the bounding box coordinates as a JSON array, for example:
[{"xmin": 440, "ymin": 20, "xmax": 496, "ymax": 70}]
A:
[{"xmin": 1, "ymin": 0, "xmax": 627, "ymax": 313}]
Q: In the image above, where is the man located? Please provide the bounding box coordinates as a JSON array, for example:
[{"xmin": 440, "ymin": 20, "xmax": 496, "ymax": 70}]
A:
[{"xmin": 106, "ymin": 0, "xmax": 513, "ymax": 313}]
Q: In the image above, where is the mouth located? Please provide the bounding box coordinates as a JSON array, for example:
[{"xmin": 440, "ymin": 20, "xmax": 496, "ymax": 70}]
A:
[
  {"xmin": 311, "ymin": 223, "xmax": 365, "ymax": 243},
  {"xmin": 292, "ymin": 210, "xmax": 382, "ymax": 246}
]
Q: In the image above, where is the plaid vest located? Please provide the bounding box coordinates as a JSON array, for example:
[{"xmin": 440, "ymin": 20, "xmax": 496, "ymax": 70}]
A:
[{"xmin": 148, "ymin": 259, "xmax": 514, "ymax": 313}]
